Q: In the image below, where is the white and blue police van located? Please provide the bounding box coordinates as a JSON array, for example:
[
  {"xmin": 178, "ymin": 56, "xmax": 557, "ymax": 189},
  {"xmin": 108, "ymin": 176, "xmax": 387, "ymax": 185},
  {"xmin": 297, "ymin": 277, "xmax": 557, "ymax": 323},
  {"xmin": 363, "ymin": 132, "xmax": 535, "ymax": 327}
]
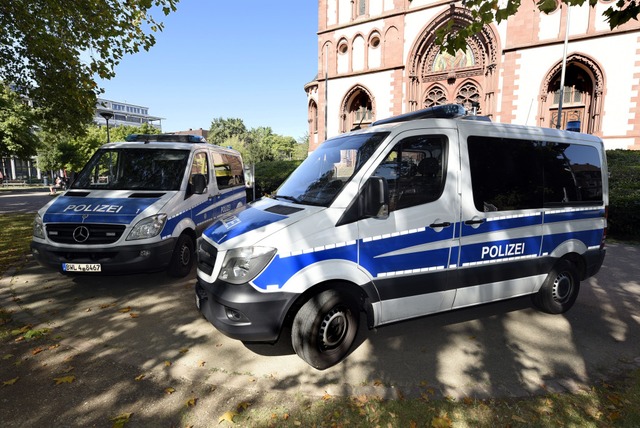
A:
[
  {"xmin": 31, "ymin": 134, "xmax": 247, "ymax": 277},
  {"xmin": 194, "ymin": 105, "xmax": 608, "ymax": 369}
]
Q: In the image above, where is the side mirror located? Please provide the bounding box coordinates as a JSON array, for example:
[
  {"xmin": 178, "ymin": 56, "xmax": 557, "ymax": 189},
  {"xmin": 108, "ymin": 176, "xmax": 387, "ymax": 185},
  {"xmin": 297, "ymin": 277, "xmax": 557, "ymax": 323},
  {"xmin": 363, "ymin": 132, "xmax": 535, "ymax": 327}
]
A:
[
  {"xmin": 191, "ymin": 173, "xmax": 207, "ymax": 195},
  {"xmin": 362, "ymin": 176, "xmax": 389, "ymax": 219}
]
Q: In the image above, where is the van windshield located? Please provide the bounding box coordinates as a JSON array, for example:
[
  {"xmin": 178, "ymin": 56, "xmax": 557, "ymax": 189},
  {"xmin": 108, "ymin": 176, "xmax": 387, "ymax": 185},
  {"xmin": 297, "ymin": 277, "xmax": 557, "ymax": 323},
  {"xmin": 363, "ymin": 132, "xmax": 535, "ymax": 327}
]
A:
[
  {"xmin": 71, "ymin": 148, "xmax": 190, "ymax": 191},
  {"xmin": 275, "ymin": 132, "xmax": 389, "ymax": 206}
]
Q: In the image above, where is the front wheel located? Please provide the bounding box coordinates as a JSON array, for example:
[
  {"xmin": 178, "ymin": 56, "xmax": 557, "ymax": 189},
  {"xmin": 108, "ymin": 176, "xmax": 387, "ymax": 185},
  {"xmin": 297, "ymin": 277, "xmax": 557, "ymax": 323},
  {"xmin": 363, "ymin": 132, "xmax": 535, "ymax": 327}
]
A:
[
  {"xmin": 167, "ymin": 234, "xmax": 195, "ymax": 278},
  {"xmin": 532, "ymin": 259, "xmax": 580, "ymax": 314},
  {"xmin": 291, "ymin": 289, "xmax": 360, "ymax": 370}
]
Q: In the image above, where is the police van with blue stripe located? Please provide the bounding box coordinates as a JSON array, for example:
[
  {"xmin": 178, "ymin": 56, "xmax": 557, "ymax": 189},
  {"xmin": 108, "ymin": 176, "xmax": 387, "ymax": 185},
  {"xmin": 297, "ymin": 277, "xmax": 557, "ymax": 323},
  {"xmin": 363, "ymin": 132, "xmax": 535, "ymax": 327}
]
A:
[
  {"xmin": 31, "ymin": 134, "xmax": 247, "ymax": 277},
  {"xmin": 194, "ymin": 105, "xmax": 608, "ymax": 369}
]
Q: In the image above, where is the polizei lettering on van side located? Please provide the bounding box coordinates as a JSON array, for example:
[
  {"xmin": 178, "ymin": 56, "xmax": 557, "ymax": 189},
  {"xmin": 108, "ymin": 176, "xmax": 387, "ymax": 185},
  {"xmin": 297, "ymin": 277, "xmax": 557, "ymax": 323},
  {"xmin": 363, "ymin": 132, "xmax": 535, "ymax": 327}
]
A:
[
  {"xmin": 481, "ymin": 242, "xmax": 525, "ymax": 259},
  {"xmin": 63, "ymin": 204, "xmax": 124, "ymax": 214},
  {"xmin": 194, "ymin": 104, "xmax": 608, "ymax": 371}
]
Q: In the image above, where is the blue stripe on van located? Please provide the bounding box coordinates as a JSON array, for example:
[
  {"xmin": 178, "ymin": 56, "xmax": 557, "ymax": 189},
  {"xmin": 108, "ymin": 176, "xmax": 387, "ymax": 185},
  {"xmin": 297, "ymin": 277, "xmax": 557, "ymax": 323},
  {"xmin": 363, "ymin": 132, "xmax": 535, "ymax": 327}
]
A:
[
  {"xmin": 541, "ymin": 229, "xmax": 604, "ymax": 254},
  {"xmin": 162, "ymin": 187, "xmax": 246, "ymax": 239},
  {"xmin": 543, "ymin": 208, "xmax": 605, "ymax": 224},
  {"xmin": 252, "ymin": 242, "xmax": 357, "ymax": 290},
  {"xmin": 461, "ymin": 213, "xmax": 542, "ymax": 237}
]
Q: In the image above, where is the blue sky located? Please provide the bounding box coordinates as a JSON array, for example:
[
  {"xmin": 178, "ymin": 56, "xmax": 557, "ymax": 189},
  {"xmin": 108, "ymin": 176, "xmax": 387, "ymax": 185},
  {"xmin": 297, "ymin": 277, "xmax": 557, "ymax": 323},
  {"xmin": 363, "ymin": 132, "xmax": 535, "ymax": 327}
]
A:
[{"xmin": 98, "ymin": 2, "xmax": 318, "ymax": 140}]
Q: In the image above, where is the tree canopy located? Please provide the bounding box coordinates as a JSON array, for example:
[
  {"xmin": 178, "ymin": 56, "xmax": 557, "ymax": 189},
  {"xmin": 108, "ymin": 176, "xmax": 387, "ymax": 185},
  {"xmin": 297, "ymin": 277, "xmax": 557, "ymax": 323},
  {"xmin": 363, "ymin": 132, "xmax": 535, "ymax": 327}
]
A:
[
  {"xmin": 437, "ymin": 0, "xmax": 640, "ymax": 54},
  {"xmin": 0, "ymin": 0, "xmax": 179, "ymax": 136},
  {"xmin": 0, "ymin": 84, "xmax": 39, "ymax": 158}
]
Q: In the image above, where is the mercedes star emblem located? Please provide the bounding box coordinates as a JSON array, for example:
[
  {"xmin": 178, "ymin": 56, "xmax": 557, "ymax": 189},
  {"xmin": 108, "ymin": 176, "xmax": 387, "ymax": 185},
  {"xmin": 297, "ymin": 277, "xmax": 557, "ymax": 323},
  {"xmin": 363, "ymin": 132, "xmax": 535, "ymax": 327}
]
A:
[{"xmin": 72, "ymin": 226, "xmax": 90, "ymax": 243}]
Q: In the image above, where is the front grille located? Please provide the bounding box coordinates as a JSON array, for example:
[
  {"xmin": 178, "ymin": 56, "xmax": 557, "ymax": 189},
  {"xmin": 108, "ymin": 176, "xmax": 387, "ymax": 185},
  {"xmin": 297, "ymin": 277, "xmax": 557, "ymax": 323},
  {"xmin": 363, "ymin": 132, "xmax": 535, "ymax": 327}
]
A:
[
  {"xmin": 46, "ymin": 223, "xmax": 126, "ymax": 245},
  {"xmin": 197, "ymin": 239, "xmax": 218, "ymax": 276}
]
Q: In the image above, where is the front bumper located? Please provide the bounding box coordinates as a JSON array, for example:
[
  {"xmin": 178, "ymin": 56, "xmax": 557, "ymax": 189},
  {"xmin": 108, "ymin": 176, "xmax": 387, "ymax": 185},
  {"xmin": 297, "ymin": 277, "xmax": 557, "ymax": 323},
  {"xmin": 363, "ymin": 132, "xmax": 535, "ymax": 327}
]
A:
[
  {"xmin": 195, "ymin": 278, "xmax": 298, "ymax": 343},
  {"xmin": 30, "ymin": 238, "xmax": 176, "ymax": 275}
]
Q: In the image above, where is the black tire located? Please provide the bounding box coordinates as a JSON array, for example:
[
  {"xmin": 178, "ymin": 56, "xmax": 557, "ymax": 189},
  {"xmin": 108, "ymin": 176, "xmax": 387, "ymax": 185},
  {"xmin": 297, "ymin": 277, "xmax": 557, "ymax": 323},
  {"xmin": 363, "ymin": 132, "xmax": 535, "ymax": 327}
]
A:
[
  {"xmin": 167, "ymin": 234, "xmax": 194, "ymax": 278},
  {"xmin": 291, "ymin": 289, "xmax": 360, "ymax": 370},
  {"xmin": 532, "ymin": 259, "xmax": 580, "ymax": 314}
]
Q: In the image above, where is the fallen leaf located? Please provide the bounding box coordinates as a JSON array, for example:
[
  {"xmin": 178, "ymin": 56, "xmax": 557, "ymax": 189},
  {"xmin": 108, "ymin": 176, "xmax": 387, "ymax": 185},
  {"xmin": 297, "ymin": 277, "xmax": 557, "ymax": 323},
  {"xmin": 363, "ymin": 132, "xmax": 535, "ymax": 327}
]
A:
[
  {"xmin": 236, "ymin": 401, "xmax": 251, "ymax": 411},
  {"xmin": 31, "ymin": 347, "xmax": 45, "ymax": 355},
  {"xmin": 431, "ymin": 414, "xmax": 452, "ymax": 428},
  {"xmin": 3, "ymin": 377, "xmax": 18, "ymax": 386},
  {"xmin": 185, "ymin": 397, "xmax": 197, "ymax": 407},
  {"xmin": 53, "ymin": 375, "xmax": 75, "ymax": 384},
  {"xmin": 99, "ymin": 303, "xmax": 116, "ymax": 309},
  {"xmin": 179, "ymin": 348, "xmax": 189, "ymax": 354},
  {"xmin": 197, "ymin": 360, "xmax": 206, "ymax": 367},
  {"xmin": 409, "ymin": 421, "xmax": 418, "ymax": 428},
  {"xmin": 218, "ymin": 410, "xmax": 237, "ymax": 423},
  {"xmin": 129, "ymin": 313, "xmax": 139, "ymax": 318},
  {"xmin": 164, "ymin": 387, "xmax": 175, "ymax": 394},
  {"xmin": 85, "ymin": 308, "xmax": 92, "ymax": 312},
  {"xmin": 512, "ymin": 415, "xmax": 528, "ymax": 423},
  {"xmin": 373, "ymin": 379, "xmax": 384, "ymax": 386},
  {"xmin": 134, "ymin": 374, "xmax": 145, "ymax": 381},
  {"xmin": 110, "ymin": 412, "xmax": 133, "ymax": 428},
  {"xmin": 119, "ymin": 307, "xmax": 131, "ymax": 313},
  {"xmin": 48, "ymin": 344, "xmax": 60, "ymax": 350},
  {"xmin": 322, "ymin": 393, "xmax": 332, "ymax": 400},
  {"xmin": 164, "ymin": 360, "xmax": 171, "ymax": 367}
]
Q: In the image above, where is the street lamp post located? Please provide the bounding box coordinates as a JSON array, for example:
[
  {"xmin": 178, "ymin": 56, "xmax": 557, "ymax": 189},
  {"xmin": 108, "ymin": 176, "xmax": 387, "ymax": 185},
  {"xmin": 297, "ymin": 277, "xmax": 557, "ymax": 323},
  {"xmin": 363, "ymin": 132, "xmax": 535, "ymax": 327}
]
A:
[{"xmin": 100, "ymin": 112, "xmax": 114, "ymax": 143}]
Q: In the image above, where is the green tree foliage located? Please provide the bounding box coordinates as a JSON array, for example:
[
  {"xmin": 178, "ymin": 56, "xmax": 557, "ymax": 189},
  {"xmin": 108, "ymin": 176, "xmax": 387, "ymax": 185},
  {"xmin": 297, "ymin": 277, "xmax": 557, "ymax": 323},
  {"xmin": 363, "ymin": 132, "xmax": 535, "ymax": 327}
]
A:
[
  {"xmin": 209, "ymin": 118, "xmax": 247, "ymax": 146},
  {"xmin": 0, "ymin": 0, "xmax": 180, "ymax": 136},
  {"xmin": 437, "ymin": 0, "xmax": 640, "ymax": 54},
  {"xmin": 0, "ymin": 84, "xmax": 39, "ymax": 158},
  {"xmin": 37, "ymin": 123, "xmax": 160, "ymax": 175}
]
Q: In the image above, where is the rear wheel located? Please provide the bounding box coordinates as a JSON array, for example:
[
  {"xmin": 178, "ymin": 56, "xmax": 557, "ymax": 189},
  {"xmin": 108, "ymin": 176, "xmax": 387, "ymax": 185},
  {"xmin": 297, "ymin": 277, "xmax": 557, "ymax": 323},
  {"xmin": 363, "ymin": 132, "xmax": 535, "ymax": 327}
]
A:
[
  {"xmin": 291, "ymin": 289, "xmax": 360, "ymax": 370},
  {"xmin": 168, "ymin": 234, "xmax": 194, "ymax": 278},
  {"xmin": 532, "ymin": 259, "xmax": 580, "ymax": 314}
]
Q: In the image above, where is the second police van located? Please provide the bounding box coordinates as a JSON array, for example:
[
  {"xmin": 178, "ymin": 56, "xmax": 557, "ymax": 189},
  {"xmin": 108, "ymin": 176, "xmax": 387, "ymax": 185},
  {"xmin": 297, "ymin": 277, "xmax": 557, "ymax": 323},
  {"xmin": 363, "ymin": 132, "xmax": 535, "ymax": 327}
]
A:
[
  {"xmin": 31, "ymin": 134, "xmax": 247, "ymax": 277},
  {"xmin": 194, "ymin": 105, "xmax": 608, "ymax": 369}
]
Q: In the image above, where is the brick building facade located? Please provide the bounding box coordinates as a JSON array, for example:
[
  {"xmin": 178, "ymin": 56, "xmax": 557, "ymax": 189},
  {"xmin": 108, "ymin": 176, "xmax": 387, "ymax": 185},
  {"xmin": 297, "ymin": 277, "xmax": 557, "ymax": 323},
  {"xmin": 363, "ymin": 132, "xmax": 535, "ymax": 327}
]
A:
[{"xmin": 305, "ymin": 0, "xmax": 640, "ymax": 151}]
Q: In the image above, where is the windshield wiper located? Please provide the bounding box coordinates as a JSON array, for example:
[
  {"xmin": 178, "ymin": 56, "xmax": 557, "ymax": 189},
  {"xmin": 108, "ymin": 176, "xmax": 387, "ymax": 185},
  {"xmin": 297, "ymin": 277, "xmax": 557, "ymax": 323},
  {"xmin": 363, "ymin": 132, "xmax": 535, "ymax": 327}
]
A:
[{"xmin": 274, "ymin": 194, "xmax": 301, "ymax": 204}]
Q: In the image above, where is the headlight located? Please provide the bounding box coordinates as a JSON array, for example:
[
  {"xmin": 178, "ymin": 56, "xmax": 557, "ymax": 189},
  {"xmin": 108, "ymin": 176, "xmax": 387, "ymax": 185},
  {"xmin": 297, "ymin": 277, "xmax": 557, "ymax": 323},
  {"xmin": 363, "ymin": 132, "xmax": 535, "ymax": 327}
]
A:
[
  {"xmin": 126, "ymin": 214, "xmax": 167, "ymax": 241},
  {"xmin": 33, "ymin": 214, "xmax": 45, "ymax": 239},
  {"xmin": 218, "ymin": 247, "xmax": 276, "ymax": 284}
]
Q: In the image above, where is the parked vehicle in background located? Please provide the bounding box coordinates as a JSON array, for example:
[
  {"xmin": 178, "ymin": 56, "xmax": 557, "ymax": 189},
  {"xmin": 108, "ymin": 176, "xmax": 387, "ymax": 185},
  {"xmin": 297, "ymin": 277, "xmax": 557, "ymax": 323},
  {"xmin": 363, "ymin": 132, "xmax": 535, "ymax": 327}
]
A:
[
  {"xmin": 195, "ymin": 105, "xmax": 608, "ymax": 369},
  {"xmin": 31, "ymin": 134, "xmax": 248, "ymax": 277}
]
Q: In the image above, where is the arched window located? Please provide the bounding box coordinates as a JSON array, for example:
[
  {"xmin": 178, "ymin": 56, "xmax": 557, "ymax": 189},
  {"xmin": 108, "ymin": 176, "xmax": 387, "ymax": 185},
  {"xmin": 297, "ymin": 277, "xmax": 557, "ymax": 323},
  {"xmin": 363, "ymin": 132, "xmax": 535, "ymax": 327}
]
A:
[
  {"xmin": 343, "ymin": 88, "xmax": 373, "ymax": 131},
  {"xmin": 455, "ymin": 82, "xmax": 481, "ymax": 112},
  {"xmin": 424, "ymin": 85, "xmax": 448, "ymax": 107},
  {"xmin": 309, "ymin": 100, "xmax": 318, "ymax": 134}
]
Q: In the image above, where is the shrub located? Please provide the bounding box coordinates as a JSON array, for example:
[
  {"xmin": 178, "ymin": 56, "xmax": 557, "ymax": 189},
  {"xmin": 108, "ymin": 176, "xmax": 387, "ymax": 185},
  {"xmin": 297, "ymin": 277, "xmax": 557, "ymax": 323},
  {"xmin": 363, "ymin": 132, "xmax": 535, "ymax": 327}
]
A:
[{"xmin": 254, "ymin": 160, "xmax": 303, "ymax": 196}]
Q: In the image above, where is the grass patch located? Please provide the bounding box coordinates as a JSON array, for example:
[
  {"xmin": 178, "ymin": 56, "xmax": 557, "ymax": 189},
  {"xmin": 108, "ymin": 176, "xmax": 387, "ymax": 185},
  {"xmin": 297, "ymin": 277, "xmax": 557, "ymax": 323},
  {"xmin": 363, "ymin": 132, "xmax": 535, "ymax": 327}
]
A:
[
  {"xmin": 222, "ymin": 372, "xmax": 640, "ymax": 427},
  {"xmin": 0, "ymin": 212, "xmax": 35, "ymax": 277}
]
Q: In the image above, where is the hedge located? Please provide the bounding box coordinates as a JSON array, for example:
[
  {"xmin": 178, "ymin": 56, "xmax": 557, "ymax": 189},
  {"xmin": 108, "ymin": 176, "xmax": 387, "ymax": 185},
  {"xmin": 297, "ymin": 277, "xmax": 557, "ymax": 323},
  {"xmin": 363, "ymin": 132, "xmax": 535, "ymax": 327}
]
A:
[{"xmin": 607, "ymin": 149, "xmax": 640, "ymax": 240}]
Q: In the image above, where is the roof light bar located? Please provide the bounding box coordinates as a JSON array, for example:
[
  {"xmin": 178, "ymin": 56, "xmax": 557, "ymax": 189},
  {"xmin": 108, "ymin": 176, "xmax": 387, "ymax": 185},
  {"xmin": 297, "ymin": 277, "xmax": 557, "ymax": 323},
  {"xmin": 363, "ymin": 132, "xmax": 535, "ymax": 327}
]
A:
[
  {"xmin": 371, "ymin": 104, "xmax": 466, "ymax": 126},
  {"xmin": 125, "ymin": 134, "xmax": 207, "ymax": 143}
]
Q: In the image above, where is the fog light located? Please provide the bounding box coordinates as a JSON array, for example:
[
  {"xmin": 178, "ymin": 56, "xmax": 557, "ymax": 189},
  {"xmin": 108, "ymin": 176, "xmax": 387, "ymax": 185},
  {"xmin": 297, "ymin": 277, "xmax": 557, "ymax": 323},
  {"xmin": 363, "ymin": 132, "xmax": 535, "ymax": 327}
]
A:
[{"xmin": 139, "ymin": 250, "xmax": 151, "ymax": 257}]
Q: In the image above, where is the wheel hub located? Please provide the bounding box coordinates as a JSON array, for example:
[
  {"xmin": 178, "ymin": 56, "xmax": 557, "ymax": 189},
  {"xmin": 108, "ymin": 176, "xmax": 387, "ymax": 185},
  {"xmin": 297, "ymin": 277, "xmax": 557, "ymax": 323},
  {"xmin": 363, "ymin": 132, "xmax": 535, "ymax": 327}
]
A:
[
  {"xmin": 552, "ymin": 272, "xmax": 572, "ymax": 302},
  {"xmin": 319, "ymin": 308, "xmax": 348, "ymax": 349}
]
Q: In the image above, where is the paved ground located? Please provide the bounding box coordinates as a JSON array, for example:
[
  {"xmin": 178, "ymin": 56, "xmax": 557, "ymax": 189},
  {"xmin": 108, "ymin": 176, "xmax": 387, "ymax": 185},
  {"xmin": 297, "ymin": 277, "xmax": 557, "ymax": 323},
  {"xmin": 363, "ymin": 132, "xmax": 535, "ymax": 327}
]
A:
[{"xmin": 1, "ymin": 190, "xmax": 639, "ymax": 426}]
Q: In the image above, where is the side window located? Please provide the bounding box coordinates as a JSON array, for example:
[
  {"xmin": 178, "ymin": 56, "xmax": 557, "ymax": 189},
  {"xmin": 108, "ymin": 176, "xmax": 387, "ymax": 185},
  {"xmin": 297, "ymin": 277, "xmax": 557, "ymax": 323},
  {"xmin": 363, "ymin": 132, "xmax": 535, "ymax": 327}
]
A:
[
  {"xmin": 212, "ymin": 152, "xmax": 245, "ymax": 189},
  {"xmin": 468, "ymin": 137, "xmax": 602, "ymax": 212},
  {"xmin": 372, "ymin": 135, "xmax": 447, "ymax": 212},
  {"xmin": 468, "ymin": 137, "xmax": 543, "ymax": 212},
  {"xmin": 190, "ymin": 151, "xmax": 209, "ymax": 186},
  {"xmin": 542, "ymin": 143, "xmax": 602, "ymax": 206}
]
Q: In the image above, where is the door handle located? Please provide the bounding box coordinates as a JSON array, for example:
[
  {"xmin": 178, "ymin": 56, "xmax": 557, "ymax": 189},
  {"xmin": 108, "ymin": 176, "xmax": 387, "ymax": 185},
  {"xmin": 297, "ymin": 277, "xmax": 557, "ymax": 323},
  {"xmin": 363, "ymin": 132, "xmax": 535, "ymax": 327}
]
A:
[
  {"xmin": 464, "ymin": 219, "xmax": 485, "ymax": 225},
  {"xmin": 429, "ymin": 222, "xmax": 451, "ymax": 229}
]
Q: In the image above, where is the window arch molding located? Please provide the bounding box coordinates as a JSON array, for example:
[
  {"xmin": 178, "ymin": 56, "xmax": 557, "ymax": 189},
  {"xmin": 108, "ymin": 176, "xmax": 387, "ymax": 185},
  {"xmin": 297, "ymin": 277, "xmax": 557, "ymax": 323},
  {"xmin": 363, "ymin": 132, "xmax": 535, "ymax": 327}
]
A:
[
  {"xmin": 423, "ymin": 84, "xmax": 449, "ymax": 107},
  {"xmin": 340, "ymin": 85, "xmax": 375, "ymax": 132},
  {"xmin": 538, "ymin": 52, "xmax": 605, "ymax": 134},
  {"xmin": 406, "ymin": 6, "xmax": 499, "ymax": 116}
]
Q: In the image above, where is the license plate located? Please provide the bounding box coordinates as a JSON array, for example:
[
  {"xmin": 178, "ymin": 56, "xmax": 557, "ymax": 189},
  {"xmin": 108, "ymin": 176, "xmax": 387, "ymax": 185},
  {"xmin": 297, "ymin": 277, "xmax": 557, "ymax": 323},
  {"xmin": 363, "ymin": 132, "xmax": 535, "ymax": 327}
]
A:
[{"xmin": 63, "ymin": 263, "xmax": 102, "ymax": 272}]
